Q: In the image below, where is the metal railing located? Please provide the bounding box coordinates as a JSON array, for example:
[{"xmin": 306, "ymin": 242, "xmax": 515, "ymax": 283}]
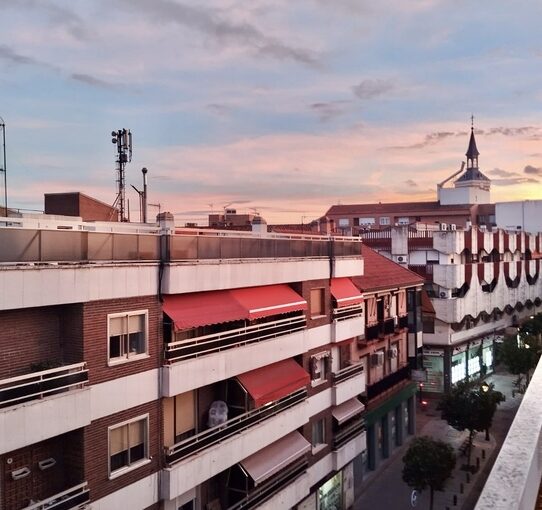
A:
[
  {"xmin": 166, "ymin": 389, "xmax": 307, "ymax": 465},
  {"xmin": 333, "ymin": 305, "xmax": 363, "ymax": 322},
  {"xmin": 0, "ymin": 362, "xmax": 88, "ymax": 408},
  {"xmin": 227, "ymin": 458, "xmax": 308, "ymax": 510},
  {"xmin": 23, "ymin": 482, "xmax": 90, "ymax": 510},
  {"xmin": 398, "ymin": 315, "xmax": 409, "ymax": 329},
  {"xmin": 165, "ymin": 315, "xmax": 307, "ymax": 362},
  {"xmin": 333, "ymin": 417, "xmax": 366, "ymax": 450},
  {"xmin": 366, "ymin": 365, "xmax": 410, "ymax": 400},
  {"xmin": 333, "ymin": 363, "xmax": 364, "ymax": 385}
]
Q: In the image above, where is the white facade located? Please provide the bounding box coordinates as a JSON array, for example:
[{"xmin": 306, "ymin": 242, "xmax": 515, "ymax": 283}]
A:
[{"xmin": 496, "ymin": 200, "xmax": 542, "ymax": 234}]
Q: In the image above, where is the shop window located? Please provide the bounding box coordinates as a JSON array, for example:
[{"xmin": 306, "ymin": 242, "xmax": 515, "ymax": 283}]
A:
[
  {"xmin": 108, "ymin": 310, "xmax": 148, "ymax": 364},
  {"xmin": 310, "ymin": 288, "xmax": 326, "ymax": 318},
  {"xmin": 109, "ymin": 415, "xmax": 149, "ymax": 477},
  {"xmin": 312, "ymin": 419, "xmax": 326, "ymax": 448}
]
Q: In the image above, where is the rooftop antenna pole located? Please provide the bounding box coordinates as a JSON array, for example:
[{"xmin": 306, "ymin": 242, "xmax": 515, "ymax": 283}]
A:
[
  {"xmin": 111, "ymin": 128, "xmax": 132, "ymax": 222},
  {"xmin": 131, "ymin": 167, "xmax": 149, "ymax": 223},
  {"xmin": 0, "ymin": 116, "xmax": 7, "ymax": 215}
]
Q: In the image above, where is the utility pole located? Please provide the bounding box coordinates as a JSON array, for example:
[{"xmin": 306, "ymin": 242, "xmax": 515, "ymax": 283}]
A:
[
  {"xmin": 131, "ymin": 167, "xmax": 149, "ymax": 223},
  {"xmin": 0, "ymin": 116, "xmax": 7, "ymax": 215}
]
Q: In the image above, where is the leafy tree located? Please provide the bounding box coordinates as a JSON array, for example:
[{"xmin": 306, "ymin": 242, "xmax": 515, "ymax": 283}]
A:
[
  {"xmin": 477, "ymin": 383, "xmax": 505, "ymax": 441},
  {"xmin": 402, "ymin": 436, "xmax": 456, "ymax": 510},
  {"xmin": 500, "ymin": 334, "xmax": 539, "ymax": 387}
]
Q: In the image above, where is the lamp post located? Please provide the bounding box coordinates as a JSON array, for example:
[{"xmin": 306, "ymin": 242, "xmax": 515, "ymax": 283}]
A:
[{"xmin": 0, "ymin": 116, "xmax": 7, "ymax": 215}]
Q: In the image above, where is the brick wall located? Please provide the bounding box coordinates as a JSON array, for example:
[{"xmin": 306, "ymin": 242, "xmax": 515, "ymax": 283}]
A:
[
  {"xmin": 82, "ymin": 296, "xmax": 162, "ymax": 385},
  {"xmin": 292, "ymin": 279, "xmax": 332, "ymax": 330},
  {"xmin": 0, "ymin": 429, "xmax": 84, "ymax": 510},
  {"xmin": 84, "ymin": 401, "xmax": 161, "ymax": 502}
]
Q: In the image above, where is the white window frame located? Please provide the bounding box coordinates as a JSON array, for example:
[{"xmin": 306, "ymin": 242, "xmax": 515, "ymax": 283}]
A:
[
  {"xmin": 379, "ymin": 216, "xmax": 390, "ymax": 226},
  {"xmin": 310, "ymin": 351, "xmax": 331, "ymax": 386},
  {"xmin": 358, "ymin": 217, "xmax": 375, "ymax": 225},
  {"xmin": 107, "ymin": 309, "xmax": 149, "ymax": 366},
  {"xmin": 338, "ymin": 218, "xmax": 350, "ymax": 227},
  {"xmin": 397, "ymin": 217, "xmax": 410, "ymax": 225},
  {"xmin": 311, "ymin": 418, "xmax": 326, "ymax": 453},
  {"xmin": 108, "ymin": 414, "xmax": 150, "ymax": 479}
]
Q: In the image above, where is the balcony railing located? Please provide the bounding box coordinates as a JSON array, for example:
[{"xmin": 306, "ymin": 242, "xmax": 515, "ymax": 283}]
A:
[
  {"xmin": 23, "ymin": 482, "xmax": 90, "ymax": 510},
  {"xmin": 367, "ymin": 365, "xmax": 410, "ymax": 400},
  {"xmin": 398, "ymin": 315, "xmax": 409, "ymax": 329},
  {"xmin": 228, "ymin": 458, "xmax": 308, "ymax": 510},
  {"xmin": 166, "ymin": 389, "xmax": 307, "ymax": 465},
  {"xmin": 365, "ymin": 324, "xmax": 379, "ymax": 341},
  {"xmin": 333, "ymin": 417, "xmax": 366, "ymax": 451},
  {"xmin": 0, "ymin": 363, "xmax": 88, "ymax": 409},
  {"xmin": 332, "ymin": 305, "xmax": 363, "ymax": 322},
  {"xmin": 165, "ymin": 315, "xmax": 307, "ymax": 362},
  {"xmin": 381, "ymin": 318, "xmax": 395, "ymax": 336},
  {"xmin": 333, "ymin": 363, "xmax": 364, "ymax": 385}
]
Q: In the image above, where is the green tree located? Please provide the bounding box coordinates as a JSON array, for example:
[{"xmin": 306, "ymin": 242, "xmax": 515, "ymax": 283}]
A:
[
  {"xmin": 437, "ymin": 381, "xmax": 479, "ymax": 468},
  {"xmin": 402, "ymin": 436, "xmax": 456, "ymax": 510},
  {"xmin": 477, "ymin": 383, "xmax": 505, "ymax": 441},
  {"xmin": 500, "ymin": 334, "xmax": 539, "ymax": 388}
]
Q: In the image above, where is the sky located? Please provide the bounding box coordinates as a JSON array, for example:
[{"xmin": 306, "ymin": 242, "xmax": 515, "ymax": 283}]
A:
[{"xmin": 1, "ymin": 0, "xmax": 541, "ymax": 225}]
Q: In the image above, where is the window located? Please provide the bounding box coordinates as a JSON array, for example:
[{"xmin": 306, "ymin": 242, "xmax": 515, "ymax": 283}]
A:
[
  {"xmin": 397, "ymin": 217, "xmax": 410, "ymax": 225},
  {"xmin": 338, "ymin": 218, "xmax": 349, "ymax": 227},
  {"xmin": 310, "ymin": 288, "xmax": 325, "ymax": 318},
  {"xmin": 312, "ymin": 419, "xmax": 326, "ymax": 448},
  {"xmin": 310, "ymin": 352, "xmax": 330, "ymax": 384},
  {"xmin": 379, "ymin": 216, "xmax": 390, "ymax": 226},
  {"xmin": 358, "ymin": 217, "xmax": 375, "ymax": 225},
  {"xmin": 108, "ymin": 310, "xmax": 148, "ymax": 363},
  {"xmin": 109, "ymin": 415, "xmax": 149, "ymax": 476}
]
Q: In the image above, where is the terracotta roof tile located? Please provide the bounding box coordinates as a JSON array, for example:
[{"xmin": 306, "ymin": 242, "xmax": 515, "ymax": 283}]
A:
[
  {"xmin": 325, "ymin": 201, "xmax": 474, "ymax": 216},
  {"xmin": 353, "ymin": 245, "xmax": 424, "ymax": 292}
]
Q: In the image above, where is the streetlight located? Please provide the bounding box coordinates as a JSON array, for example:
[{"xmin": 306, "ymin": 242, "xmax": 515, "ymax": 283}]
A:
[{"xmin": 481, "ymin": 382, "xmax": 489, "ymax": 393}]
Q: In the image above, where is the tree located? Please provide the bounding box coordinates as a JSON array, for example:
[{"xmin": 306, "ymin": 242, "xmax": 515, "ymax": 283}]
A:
[
  {"xmin": 437, "ymin": 381, "xmax": 479, "ymax": 469},
  {"xmin": 500, "ymin": 334, "xmax": 539, "ymax": 388},
  {"xmin": 477, "ymin": 382, "xmax": 505, "ymax": 441},
  {"xmin": 402, "ymin": 436, "xmax": 456, "ymax": 510}
]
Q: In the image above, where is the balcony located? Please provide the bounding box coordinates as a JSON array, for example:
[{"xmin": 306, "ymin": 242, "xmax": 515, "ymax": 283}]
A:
[
  {"xmin": 0, "ymin": 363, "xmax": 91, "ymax": 453},
  {"xmin": 333, "ymin": 416, "xmax": 366, "ymax": 451},
  {"xmin": 228, "ymin": 458, "xmax": 308, "ymax": 510},
  {"xmin": 164, "ymin": 315, "xmax": 306, "ymax": 362},
  {"xmin": 166, "ymin": 389, "xmax": 307, "ymax": 465},
  {"xmin": 332, "ymin": 363, "xmax": 365, "ymax": 405},
  {"xmin": 381, "ymin": 318, "xmax": 396, "ymax": 336},
  {"xmin": 366, "ymin": 365, "xmax": 410, "ymax": 401},
  {"xmin": 398, "ymin": 315, "xmax": 409, "ymax": 329},
  {"xmin": 161, "ymin": 394, "xmax": 309, "ymax": 500},
  {"xmin": 332, "ymin": 306, "xmax": 364, "ymax": 343},
  {"xmin": 23, "ymin": 482, "xmax": 90, "ymax": 510},
  {"xmin": 333, "ymin": 419, "xmax": 367, "ymax": 471}
]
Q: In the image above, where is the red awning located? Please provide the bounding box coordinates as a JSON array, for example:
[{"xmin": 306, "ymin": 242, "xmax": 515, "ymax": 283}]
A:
[
  {"xmin": 330, "ymin": 278, "xmax": 364, "ymax": 307},
  {"xmin": 237, "ymin": 359, "xmax": 310, "ymax": 407},
  {"xmin": 163, "ymin": 284, "xmax": 306, "ymax": 330}
]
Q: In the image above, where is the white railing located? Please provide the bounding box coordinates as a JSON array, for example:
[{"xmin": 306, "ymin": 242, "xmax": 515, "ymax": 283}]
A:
[
  {"xmin": 475, "ymin": 356, "xmax": 542, "ymax": 510},
  {"xmin": 333, "ymin": 304, "xmax": 363, "ymax": 322},
  {"xmin": 23, "ymin": 482, "xmax": 90, "ymax": 510},
  {"xmin": 0, "ymin": 362, "xmax": 88, "ymax": 408},
  {"xmin": 165, "ymin": 315, "xmax": 307, "ymax": 362}
]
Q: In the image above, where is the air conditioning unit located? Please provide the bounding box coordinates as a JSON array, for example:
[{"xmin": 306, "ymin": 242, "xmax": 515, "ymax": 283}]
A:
[
  {"xmin": 388, "ymin": 347, "xmax": 398, "ymax": 359},
  {"xmin": 450, "ymin": 224, "xmax": 457, "ymax": 231},
  {"xmin": 439, "ymin": 291, "xmax": 447, "ymax": 298},
  {"xmin": 370, "ymin": 352, "xmax": 385, "ymax": 367},
  {"xmin": 440, "ymin": 223, "xmax": 448, "ymax": 231},
  {"xmin": 397, "ymin": 255, "xmax": 407, "ymax": 263}
]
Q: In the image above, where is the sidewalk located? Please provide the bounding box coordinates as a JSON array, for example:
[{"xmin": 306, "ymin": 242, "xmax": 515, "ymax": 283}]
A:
[{"xmin": 353, "ymin": 369, "xmax": 522, "ymax": 510}]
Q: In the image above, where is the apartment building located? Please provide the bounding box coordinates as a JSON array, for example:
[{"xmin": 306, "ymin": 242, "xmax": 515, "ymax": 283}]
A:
[{"xmin": 0, "ymin": 208, "xmax": 410, "ymax": 510}]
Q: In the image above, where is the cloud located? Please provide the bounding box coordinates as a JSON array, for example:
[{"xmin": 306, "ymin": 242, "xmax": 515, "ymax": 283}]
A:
[
  {"xmin": 482, "ymin": 126, "xmax": 540, "ymax": 137},
  {"xmin": 0, "ymin": 44, "xmax": 51, "ymax": 68},
  {"xmin": 122, "ymin": 0, "xmax": 320, "ymax": 67},
  {"xmin": 524, "ymin": 165, "xmax": 542, "ymax": 175},
  {"xmin": 352, "ymin": 79, "xmax": 394, "ymax": 100},
  {"xmin": 388, "ymin": 131, "xmax": 456, "ymax": 150},
  {"xmin": 206, "ymin": 103, "xmax": 233, "ymax": 117},
  {"xmin": 404, "ymin": 179, "xmax": 418, "ymax": 187},
  {"xmin": 309, "ymin": 100, "xmax": 352, "ymax": 121},
  {"xmin": 492, "ymin": 177, "xmax": 539, "ymax": 186},
  {"xmin": 70, "ymin": 73, "xmax": 116, "ymax": 89},
  {"xmin": 489, "ymin": 168, "xmax": 518, "ymax": 178}
]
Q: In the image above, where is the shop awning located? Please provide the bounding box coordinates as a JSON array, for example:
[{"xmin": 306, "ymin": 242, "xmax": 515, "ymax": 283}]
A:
[
  {"xmin": 162, "ymin": 284, "xmax": 306, "ymax": 330},
  {"xmin": 332, "ymin": 398, "xmax": 365, "ymax": 425},
  {"xmin": 240, "ymin": 431, "xmax": 310, "ymax": 486},
  {"xmin": 237, "ymin": 358, "xmax": 310, "ymax": 407},
  {"xmin": 330, "ymin": 278, "xmax": 364, "ymax": 307}
]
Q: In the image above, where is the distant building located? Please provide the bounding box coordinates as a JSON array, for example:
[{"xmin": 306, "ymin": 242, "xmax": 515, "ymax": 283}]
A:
[{"xmin": 44, "ymin": 192, "xmax": 118, "ymax": 222}]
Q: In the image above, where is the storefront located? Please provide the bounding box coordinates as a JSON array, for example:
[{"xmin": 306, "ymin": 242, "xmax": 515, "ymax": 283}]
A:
[{"xmin": 422, "ymin": 348, "xmax": 445, "ymax": 393}]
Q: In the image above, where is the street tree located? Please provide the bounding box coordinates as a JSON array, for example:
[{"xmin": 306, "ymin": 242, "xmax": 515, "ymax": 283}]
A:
[
  {"xmin": 402, "ymin": 436, "xmax": 456, "ymax": 510},
  {"xmin": 500, "ymin": 334, "xmax": 539, "ymax": 388},
  {"xmin": 477, "ymin": 382, "xmax": 505, "ymax": 441}
]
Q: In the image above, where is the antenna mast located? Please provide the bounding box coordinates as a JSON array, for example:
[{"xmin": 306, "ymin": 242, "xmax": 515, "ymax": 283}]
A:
[{"xmin": 111, "ymin": 128, "xmax": 132, "ymax": 222}]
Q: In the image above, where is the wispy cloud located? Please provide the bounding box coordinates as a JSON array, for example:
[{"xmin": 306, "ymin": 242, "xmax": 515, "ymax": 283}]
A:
[
  {"xmin": 121, "ymin": 0, "xmax": 321, "ymax": 67},
  {"xmin": 352, "ymin": 78, "xmax": 394, "ymax": 100},
  {"xmin": 388, "ymin": 131, "xmax": 457, "ymax": 150},
  {"xmin": 404, "ymin": 179, "xmax": 418, "ymax": 187},
  {"xmin": 0, "ymin": 44, "xmax": 52, "ymax": 68},
  {"xmin": 309, "ymin": 100, "xmax": 352, "ymax": 121},
  {"xmin": 489, "ymin": 168, "xmax": 518, "ymax": 178},
  {"xmin": 492, "ymin": 177, "xmax": 539, "ymax": 186},
  {"xmin": 70, "ymin": 73, "xmax": 116, "ymax": 89}
]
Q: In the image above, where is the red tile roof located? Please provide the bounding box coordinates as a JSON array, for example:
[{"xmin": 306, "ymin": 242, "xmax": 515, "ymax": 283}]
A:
[{"xmin": 353, "ymin": 245, "xmax": 424, "ymax": 292}]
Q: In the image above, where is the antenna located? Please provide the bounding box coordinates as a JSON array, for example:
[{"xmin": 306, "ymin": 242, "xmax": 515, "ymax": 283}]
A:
[
  {"xmin": 0, "ymin": 116, "xmax": 7, "ymax": 215},
  {"xmin": 131, "ymin": 167, "xmax": 148, "ymax": 223},
  {"xmin": 111, "ymin": 128, "xmax": 132, "ymax": 222},
  {"xmin": 148, "ymin": 202, "xmax": 161, "ymax": 219}
]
